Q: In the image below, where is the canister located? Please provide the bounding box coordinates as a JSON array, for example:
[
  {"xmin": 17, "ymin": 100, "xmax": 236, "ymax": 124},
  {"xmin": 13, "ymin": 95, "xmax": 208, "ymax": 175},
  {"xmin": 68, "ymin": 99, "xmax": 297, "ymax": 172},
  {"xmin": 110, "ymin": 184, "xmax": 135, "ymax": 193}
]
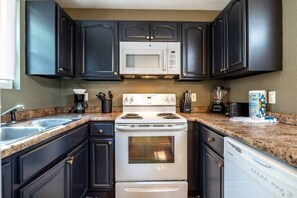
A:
[{"xmin": 249, "ymin": 90, "xmax": 267, "ymax": 118}]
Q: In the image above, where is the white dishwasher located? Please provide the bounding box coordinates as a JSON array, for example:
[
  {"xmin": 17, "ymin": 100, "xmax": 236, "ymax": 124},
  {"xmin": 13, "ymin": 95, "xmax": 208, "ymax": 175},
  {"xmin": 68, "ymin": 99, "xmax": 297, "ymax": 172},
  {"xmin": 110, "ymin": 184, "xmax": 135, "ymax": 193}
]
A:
[{"xmin": 224, "ymin": 137, "xmax": 297, "ymax": 198}]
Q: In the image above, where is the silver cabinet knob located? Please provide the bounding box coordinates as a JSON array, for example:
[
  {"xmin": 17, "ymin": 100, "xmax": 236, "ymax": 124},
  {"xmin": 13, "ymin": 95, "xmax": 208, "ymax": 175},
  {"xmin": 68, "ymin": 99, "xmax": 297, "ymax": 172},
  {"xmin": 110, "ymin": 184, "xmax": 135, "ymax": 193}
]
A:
[
  {"xmin": 108, "ymin": 141, "xmax": 112, "ymax": 145},
  {"xmin": 98, "ymin": 129, "xmax": 103, "ymax": 134},
  {"xmin": 59, "ymin": 68, "xmax": 64, "ymax": 72},
  {"xmin": 114, "ymin": 72, "xmax": 118, "ymax": 75},
  {"xmin": 146, "ymin": 36, "xmax": 150, "ymax": 40},
  {"xmin": 150, "ymin": 36, "xmax": 154, "ymax": 40}
]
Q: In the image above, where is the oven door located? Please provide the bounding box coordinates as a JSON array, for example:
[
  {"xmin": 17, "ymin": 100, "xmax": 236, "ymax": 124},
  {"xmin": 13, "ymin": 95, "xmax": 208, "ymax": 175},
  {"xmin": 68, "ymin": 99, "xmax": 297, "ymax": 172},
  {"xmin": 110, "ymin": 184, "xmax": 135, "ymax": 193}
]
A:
[{"xmin": 115, "ymin": 124, "xmax": 187, "ymax": 181}]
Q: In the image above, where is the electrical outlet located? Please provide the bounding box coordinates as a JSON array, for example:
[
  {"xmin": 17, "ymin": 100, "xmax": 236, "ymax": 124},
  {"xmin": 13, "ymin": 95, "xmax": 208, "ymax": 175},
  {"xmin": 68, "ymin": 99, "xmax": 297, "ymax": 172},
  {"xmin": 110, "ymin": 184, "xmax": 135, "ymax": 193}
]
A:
[
  {"xmin": 268, "ymin": 91, "xmax": 276, "ymax": 104},
  {"xmin": 84, "ymin": 93, "xmax": 89, "ymax": 101},
  {"xmin": 191, "ymin": 93, "xmax": 197, "ymax": 102}
]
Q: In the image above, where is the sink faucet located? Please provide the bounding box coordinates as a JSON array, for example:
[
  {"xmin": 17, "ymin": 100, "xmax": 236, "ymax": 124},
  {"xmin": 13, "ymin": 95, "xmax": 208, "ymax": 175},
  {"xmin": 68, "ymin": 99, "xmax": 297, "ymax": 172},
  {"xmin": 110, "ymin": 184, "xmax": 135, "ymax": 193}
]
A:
[{"xmin": 1, "ymin": 104, "xmax": 25, "ymax": 123}]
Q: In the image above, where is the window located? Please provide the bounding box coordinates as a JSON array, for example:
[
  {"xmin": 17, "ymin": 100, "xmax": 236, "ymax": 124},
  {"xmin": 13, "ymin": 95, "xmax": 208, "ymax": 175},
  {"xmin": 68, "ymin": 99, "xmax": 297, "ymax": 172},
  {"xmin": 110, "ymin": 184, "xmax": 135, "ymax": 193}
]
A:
[{"xmin": 0, "ymin": 0, "xmax": 20, "ymax": 89}]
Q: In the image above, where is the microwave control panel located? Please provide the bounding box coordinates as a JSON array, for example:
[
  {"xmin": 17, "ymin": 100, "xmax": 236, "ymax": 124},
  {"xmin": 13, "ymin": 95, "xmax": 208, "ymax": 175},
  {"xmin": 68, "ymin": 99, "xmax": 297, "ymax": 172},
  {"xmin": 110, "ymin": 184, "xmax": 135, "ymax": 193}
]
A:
[
  {"xmin": 167, "ymin": 42, "xmax": 180, "ymax": 74},
  {"xmin": 168, "ymin": 50, "xmax": 177, "ymax": 69}
]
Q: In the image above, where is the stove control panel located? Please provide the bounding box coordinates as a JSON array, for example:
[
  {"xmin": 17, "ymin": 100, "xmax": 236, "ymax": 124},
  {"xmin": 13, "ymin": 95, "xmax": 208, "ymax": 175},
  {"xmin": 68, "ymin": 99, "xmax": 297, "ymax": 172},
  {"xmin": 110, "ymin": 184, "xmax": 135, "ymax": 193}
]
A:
[{"xmin": 123, "ymin": 94, "xmax": 176, "ymax": 105}]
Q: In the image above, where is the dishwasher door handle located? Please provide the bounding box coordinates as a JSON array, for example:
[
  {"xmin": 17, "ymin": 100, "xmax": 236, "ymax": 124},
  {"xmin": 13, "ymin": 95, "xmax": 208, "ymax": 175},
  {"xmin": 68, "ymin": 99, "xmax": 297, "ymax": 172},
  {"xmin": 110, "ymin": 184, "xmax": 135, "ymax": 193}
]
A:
[{"xmin": 252, "ymin": 158, "xmax": 272, "ymax": 168}]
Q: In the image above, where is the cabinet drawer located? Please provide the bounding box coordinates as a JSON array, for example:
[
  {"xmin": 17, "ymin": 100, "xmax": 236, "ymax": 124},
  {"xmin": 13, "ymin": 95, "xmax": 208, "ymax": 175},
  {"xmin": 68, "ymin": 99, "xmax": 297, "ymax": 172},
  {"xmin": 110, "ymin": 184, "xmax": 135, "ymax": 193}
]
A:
[
  {"xmin": 18, "ymin": 135, "xmax": 69, "ymax": 183},
  {"xmin": 201, "ymin": 125, "xmax": 224, "ymax": 157},
  {"xmin": 89, "ymin": 122, "xmax": 114, "ymax": 136}
]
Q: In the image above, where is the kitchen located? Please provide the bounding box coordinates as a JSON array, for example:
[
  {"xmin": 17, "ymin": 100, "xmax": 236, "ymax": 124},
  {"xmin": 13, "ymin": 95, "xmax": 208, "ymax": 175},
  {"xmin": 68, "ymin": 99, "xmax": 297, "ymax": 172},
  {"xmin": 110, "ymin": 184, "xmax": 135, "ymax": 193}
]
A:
[{"xmin": 0, "ymin": 0, "xmax": 296, "ymax": 198}]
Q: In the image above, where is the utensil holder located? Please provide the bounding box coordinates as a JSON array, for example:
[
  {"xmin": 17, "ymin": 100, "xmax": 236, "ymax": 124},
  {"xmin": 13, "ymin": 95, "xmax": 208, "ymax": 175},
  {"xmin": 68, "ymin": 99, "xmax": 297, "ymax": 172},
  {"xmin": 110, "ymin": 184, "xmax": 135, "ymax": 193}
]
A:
[{"xmin": 102, "ymin": 99, "xmax": 112, "ymax": 113}]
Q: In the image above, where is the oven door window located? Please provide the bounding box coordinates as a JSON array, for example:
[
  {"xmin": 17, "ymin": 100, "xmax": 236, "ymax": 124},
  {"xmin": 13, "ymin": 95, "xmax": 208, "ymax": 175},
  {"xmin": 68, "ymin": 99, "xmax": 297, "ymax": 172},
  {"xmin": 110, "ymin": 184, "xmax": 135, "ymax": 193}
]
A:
[{"xmin": 128, "ymin": 136, "xmax": 174, "ymax": 164}]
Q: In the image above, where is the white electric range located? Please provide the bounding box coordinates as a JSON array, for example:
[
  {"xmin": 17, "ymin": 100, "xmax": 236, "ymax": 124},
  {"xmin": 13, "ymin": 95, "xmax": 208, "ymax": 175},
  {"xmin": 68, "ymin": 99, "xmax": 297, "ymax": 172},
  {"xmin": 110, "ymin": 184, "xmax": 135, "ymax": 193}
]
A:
[{"xmin": 115, "ymin": 94, "xmax": 188, "ymax": 198}]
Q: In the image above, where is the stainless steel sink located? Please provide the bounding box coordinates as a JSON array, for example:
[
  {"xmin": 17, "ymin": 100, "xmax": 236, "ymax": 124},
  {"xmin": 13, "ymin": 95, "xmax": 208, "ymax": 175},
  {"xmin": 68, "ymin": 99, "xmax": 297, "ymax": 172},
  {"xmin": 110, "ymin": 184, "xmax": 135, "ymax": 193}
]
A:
[
  {"xmin": 1, "ymin": 118, "xmax": 80, "ymax": 145},
  {"xmin": 7, "ymin": 118, "xmax": 77, "ymax": 130},
  {"xmin": 1, "ymin": 127, "xmax": 45, "ymax": 145}
]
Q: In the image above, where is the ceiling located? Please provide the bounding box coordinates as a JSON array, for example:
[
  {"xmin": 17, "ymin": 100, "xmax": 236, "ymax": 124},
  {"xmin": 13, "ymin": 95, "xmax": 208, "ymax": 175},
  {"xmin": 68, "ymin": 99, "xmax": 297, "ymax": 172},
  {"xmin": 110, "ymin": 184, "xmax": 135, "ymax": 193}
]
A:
[{"xmin": 56, "ymin": 0, "xmax": 231, "ymax": 10}]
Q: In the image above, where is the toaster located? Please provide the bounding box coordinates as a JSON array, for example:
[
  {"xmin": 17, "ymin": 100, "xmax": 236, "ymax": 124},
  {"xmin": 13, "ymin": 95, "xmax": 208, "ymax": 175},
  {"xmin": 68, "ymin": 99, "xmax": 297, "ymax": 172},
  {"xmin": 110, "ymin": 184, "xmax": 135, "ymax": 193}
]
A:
[{"xmin": 225, "ymin": 102, "xmax": 249, "ymax": 117}]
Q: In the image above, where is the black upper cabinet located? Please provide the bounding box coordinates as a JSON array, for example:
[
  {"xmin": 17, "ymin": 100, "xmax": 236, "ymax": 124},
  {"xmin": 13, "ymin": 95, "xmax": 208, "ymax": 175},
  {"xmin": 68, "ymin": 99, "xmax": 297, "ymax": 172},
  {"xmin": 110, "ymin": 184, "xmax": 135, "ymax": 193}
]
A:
[
  {"xmin": 77, "ymin": 21, "xmax": 120, "ymax": 81},
  {"xmin": 178, "ymin": 22, "xmax": 209, "ymax": 81},
  {"xmin": 120, "ymin": 21, "xmax": 179, "ymax": 42},
  {"xmin": 58, "ymin": 8, "xmax": 74, "ymax": 76},
  {"xmin": 212, "ymin": 13, "xmax": 225, "ymax": 78},
  {"xmin": 225, "ymin": 0, "xmax": 245, "ymax": 73},
  {"xmin": 212, "ymin": 0, "xmax": 282, "ymax": 78},
  {"xmin": 26, "ymin": 1, "xmax": 74, "ymax": 77}
]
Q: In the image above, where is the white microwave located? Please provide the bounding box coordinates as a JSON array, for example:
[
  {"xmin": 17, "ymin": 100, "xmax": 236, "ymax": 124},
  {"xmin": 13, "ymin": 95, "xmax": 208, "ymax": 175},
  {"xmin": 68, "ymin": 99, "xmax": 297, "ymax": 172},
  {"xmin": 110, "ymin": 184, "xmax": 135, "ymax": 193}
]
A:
[{"xmin": 120, "ymin": 42, "xmax": 181, "ymax": 76}]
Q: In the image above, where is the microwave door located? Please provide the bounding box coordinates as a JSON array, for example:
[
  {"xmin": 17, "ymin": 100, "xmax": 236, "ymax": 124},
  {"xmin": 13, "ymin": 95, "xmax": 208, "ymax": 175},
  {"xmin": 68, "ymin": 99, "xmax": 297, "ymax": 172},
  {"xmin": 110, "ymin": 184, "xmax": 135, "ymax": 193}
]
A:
[{"xmin": 121, "ymin": 49, "xmax": 167, "ymax": 74}]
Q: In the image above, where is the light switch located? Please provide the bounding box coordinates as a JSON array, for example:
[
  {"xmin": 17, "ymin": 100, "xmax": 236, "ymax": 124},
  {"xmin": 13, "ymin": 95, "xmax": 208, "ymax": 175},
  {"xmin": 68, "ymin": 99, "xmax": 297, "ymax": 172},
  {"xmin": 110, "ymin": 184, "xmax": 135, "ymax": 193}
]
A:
[{"xmin": 268, "ymin": 91, "xmax": 276, "ymax": 104}]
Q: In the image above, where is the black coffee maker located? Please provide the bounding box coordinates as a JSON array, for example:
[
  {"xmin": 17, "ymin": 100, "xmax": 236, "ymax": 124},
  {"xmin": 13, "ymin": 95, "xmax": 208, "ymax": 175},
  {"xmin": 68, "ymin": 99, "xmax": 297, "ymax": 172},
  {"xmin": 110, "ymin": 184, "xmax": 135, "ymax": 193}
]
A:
[{"xmin": 74, "ymin": 94, "xmax": 88, "ymax": 113}]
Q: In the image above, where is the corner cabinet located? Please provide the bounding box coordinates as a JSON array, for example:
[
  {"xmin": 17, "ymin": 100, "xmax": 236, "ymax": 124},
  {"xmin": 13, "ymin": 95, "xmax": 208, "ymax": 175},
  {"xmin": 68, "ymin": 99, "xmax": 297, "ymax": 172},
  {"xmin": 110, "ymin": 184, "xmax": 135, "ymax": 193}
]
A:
[
  {"xmin": 178, "ymin": 22, "xmax": 209, "ymax": 81},
  {"xmin": 212, "ymin": 0, "xmax": 282, "ymax": 78},
  {"xmin": 75, "ymin": 21, "xmax": 120, "ymax": 81},
  {"xmin": 26, "ymin": 0, "xmax": 74, "ymax": 77},
  {"xmin": 120, "ymin": 21, "xmax": 179, "ymax": 42}
]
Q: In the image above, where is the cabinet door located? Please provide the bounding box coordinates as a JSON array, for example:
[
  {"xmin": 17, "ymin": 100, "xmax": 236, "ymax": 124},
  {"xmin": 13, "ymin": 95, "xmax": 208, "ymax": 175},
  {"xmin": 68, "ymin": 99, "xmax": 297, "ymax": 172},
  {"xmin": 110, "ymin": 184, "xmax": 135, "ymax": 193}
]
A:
[
  {"xmin": 202, "ymin": 145, "xmax": 224, "ymax": 198},
  {"xmin": 212, "ymin": 13, "xmax": 225, "ymax": 78},
  {"xmin": 150, "ymin": 22, "xmax": 179, "ymax": 42},
  {"xmin": 225, "ymin": 0, "xmax": 246, "ymax": 72},
  {"xmin": 120, "ymin": 22, "xmax": 150, "ymax": 41},
  {"xmin": 2, "ymin": 159, "xmax": 12, "ymax": 198},
  {"xmin": 58, "ymin": 7, "xmax": 74, "ymax": 76},
  {"xmin": 90, "ymin": 138, "xmax": 114, "ymax": 190},
  {"xmin": 180, "ymin": 23, "xmax": 208, "ymax": 80},
  {"xmin": 69, "ymin": 141, "xmax": 88, "ymax": 198},
  {"xmin": 81, "ymin": 21, "xmax": 120, "ymax": 80},
  {"xmin": 19, "ymin": 157, "xmax": 70, "ymax": 198}
]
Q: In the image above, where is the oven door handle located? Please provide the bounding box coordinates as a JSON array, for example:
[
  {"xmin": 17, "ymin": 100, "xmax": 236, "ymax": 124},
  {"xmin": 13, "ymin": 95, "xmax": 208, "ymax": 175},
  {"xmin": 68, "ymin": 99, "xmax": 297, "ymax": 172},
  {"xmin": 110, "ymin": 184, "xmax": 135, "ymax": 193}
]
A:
[
  {"xmin": 115, "ymin": 125, "xmax": 187, "ymax": 131},
  {"xmin": 124, "ymin": 186, "xmax": 180, "ymax": 193}
]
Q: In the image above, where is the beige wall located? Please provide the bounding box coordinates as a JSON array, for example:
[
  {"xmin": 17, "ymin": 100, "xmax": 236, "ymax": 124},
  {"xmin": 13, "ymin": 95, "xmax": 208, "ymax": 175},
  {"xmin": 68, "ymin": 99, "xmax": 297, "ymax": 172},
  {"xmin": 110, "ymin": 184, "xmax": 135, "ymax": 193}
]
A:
[
  {"xmin": 65, "ymin": 9, "xmax": 219, "ymax": 21},
  {"xmin": 61, "ymin": 9, "xmax": 221, "ymax": 108},
  {"xmin": 225, "ymin": 0, "xmax": 296, "ymax": 114},
  {"xmin": 61, "ymin": 79, "xmax": 220, "ymax": 107},
  {"xmin": 1, "ymin": 0, "xmax": 61, "ymax": 112}
]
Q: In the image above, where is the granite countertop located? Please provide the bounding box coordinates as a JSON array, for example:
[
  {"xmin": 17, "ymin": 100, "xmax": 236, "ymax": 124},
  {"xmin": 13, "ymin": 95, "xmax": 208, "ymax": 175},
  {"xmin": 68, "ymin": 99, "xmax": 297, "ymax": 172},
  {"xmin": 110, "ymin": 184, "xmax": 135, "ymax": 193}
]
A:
[
  {"xmin": 181, "ymin": 113, "xmax": 297, "ymax": 168},
  {"xmin": 2, "ymin": 112, "xmax": 297, "ymax": 168},
  {"xmin": 1, "ymin": 113, "xmax": 121, "ymax": 159}
]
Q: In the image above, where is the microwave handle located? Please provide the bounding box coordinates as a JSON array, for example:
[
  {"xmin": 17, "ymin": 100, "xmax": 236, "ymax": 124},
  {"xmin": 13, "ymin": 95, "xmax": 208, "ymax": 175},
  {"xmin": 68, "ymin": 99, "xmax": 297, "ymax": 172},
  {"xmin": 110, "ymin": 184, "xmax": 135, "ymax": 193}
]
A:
[{"xmin": 163, "ymin": 50, "xmax": 167, "ymax": 71}]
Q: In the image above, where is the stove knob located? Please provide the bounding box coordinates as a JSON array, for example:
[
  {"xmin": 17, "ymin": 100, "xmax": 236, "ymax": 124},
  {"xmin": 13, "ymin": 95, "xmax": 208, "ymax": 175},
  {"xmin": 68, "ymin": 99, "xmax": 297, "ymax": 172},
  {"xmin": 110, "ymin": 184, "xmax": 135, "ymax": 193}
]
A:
[
  {"xmin": 130, "ymin": 96, "xmax": 134, "ymax": 103},
  {"xmin": 170, "ymin": 97, "xmax": 175, "ymax": 103},
  {"xmin": 124, "ymin": 96, "xmax": 130, "ymax": 104},
  {"xmin": 164, "ymin": 97, "xmax": 169, "ymax": 102}
]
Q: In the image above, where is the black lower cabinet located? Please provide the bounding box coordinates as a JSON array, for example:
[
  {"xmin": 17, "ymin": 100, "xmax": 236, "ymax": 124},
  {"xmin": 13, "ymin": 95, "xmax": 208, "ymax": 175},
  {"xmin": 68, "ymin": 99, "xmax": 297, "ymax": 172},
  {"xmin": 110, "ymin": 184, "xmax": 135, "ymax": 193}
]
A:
[
  {"xmin": 19, "ymin": 157, "xmax": 71, "ymax": 198},
  {"xmin": 202, "ymin": 145, "xmax": 224, "ymax": 198},
  {"xmin": 89, "ymin": 138, "xmax": 114, "ymax": 190},
  {"xmin": 199, "ymin": 124, "xmax": 224, "ymax": 198},
  {"xmin": 187, "ymin": 122, "xmax": 200, "ymax": 197},
  {"xmin": 2, "ymin": 158, "xmax": 12, "ymax": 198},
  {"xmin": 69, "ymin": 141, "xmax": 88, "ymax": 198}
]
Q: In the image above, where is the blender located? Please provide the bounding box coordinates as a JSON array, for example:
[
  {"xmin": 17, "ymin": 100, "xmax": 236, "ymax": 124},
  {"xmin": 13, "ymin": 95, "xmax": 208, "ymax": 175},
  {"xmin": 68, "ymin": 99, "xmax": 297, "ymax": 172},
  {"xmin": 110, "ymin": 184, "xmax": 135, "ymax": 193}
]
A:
[{"xmin": 212, "ymin": 86, "xmax": 227, "ymax": 113}]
